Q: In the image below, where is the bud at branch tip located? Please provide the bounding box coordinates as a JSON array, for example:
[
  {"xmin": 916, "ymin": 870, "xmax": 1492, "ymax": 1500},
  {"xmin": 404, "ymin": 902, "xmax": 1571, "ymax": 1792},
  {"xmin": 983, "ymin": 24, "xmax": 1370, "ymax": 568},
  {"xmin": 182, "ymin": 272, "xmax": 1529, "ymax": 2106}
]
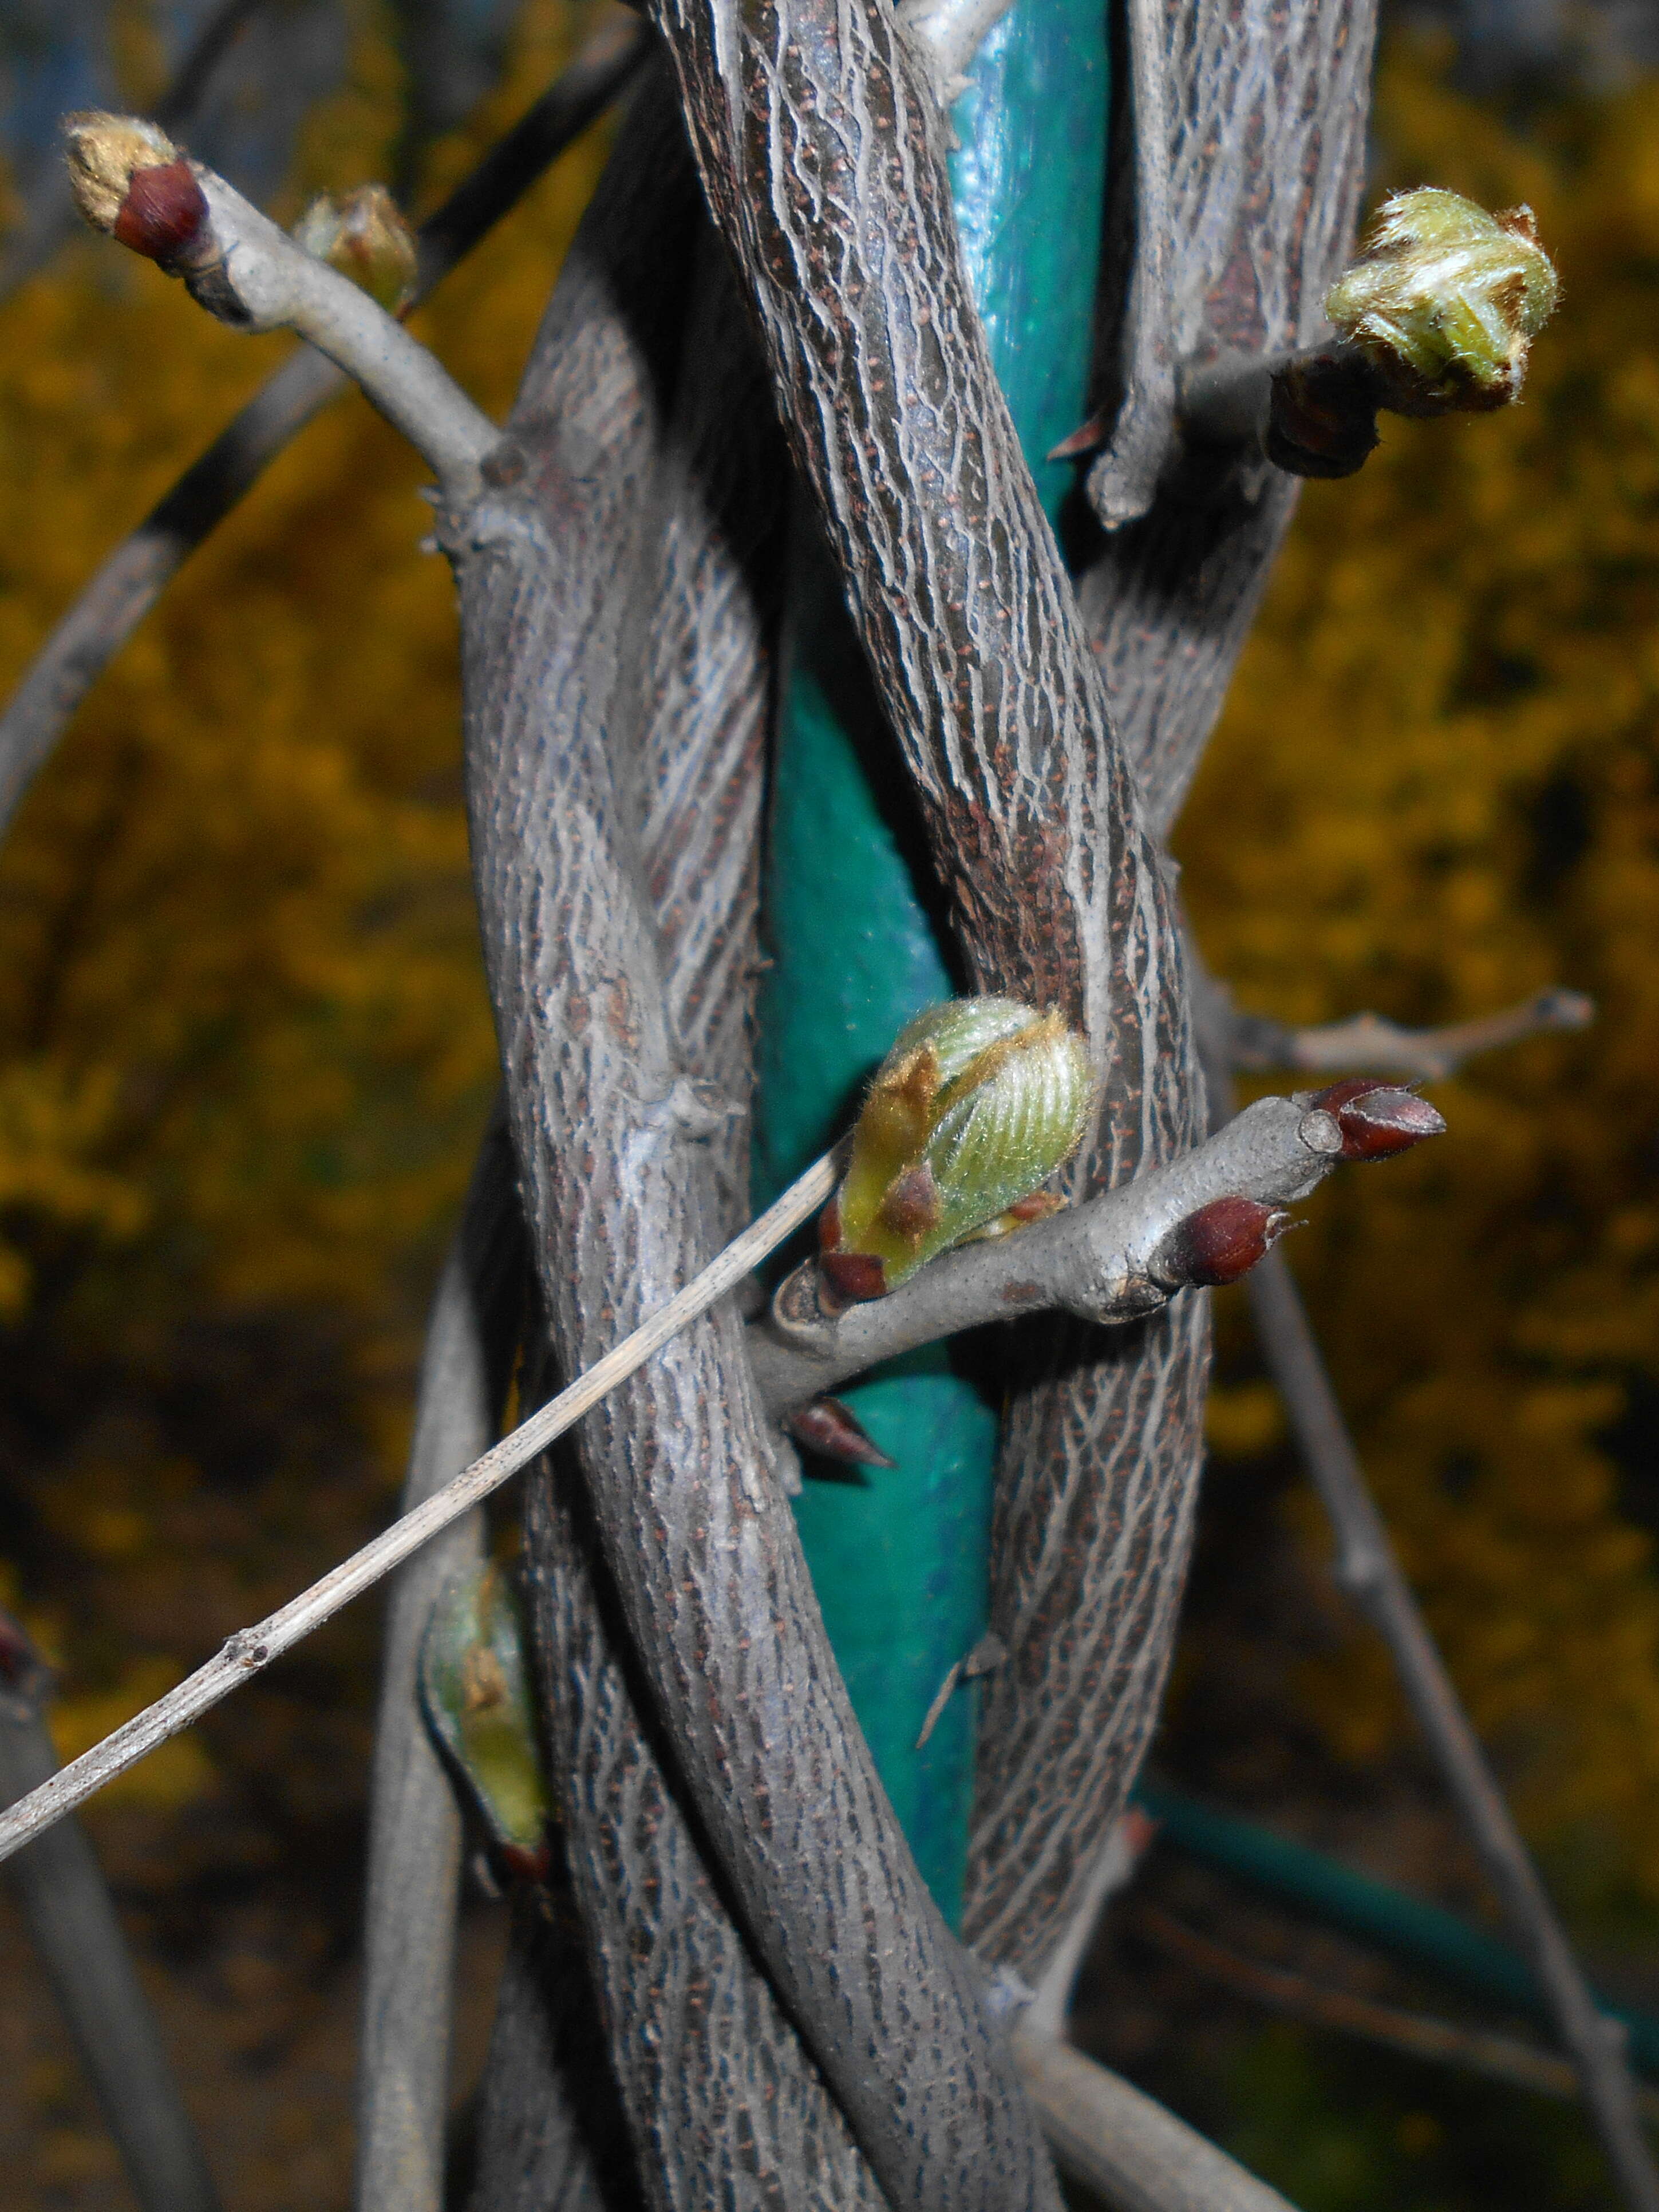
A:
[{"xmin": 63, "ymin": 111, "xmax": 208, "ymax": 265}]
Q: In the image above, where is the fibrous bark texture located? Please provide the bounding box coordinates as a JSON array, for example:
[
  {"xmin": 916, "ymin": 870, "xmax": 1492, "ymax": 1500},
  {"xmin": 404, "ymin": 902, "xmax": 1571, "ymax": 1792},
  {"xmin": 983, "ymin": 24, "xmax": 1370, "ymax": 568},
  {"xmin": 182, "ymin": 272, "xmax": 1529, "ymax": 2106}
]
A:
[
  {"xmin": 448, "ymin": 66, "xmax": 1058, "ymax": 2212},
  {"xmin": 645, "ymin": 0, "xmax": 1208, "ymax": 1997},
  {"xmin": 970, "ymin": 0, "xmax": 1378, "ymax": 1984},
  {"xmin": 1080, "ymin": 0, "xmax": 1378, "ymax": 835}
]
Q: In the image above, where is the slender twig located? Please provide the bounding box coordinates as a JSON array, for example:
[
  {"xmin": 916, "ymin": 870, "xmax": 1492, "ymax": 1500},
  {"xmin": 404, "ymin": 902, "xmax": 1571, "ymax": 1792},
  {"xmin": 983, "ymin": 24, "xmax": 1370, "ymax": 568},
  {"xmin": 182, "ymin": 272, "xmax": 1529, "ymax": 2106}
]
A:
[
  {"xmin": 0, "ymin": 18, "xmax": 646, "ymax": 844},
  {"xmin": 354, "ymin": 1114, "xmax": 523, "ymax": 2212},
  {"xmin": 64, "ymin": 150, "xmax": 500, "ymax": 493},
  {"xmin": 1012, "ymin": 2024, "xmax": 1300, "ymax": 2212},
  {"xmin": 747, "ymin": 1088, "xmax": 1440, "ymax": 1421},
  {"xmin": 0, "ymin": 1614, "xmax": 220, "ymax": 2212},
  {"xmin": 1245, "ymin": 1249, "xmax": 1659, "ymax": 2211},
  {"xmin": 1134, "ymin": 1903, "xmax": 1659, "ymax": 2126},
  {"xmin": 0, "ymin": 1148, "xmax": 836, "ymax": 1869},
  {"xmin": 1192, "ymin": 970, "xmax": 1594, "ymax": 1082}
]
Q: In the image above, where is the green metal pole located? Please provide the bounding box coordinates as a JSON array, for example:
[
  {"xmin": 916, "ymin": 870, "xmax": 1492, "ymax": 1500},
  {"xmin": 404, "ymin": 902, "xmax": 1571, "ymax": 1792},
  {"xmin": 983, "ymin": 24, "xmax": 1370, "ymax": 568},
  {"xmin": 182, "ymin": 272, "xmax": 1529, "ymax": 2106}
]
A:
[{"xmin": 752, "ymin": 0, "xmax": 1110, "ymax": 1925}]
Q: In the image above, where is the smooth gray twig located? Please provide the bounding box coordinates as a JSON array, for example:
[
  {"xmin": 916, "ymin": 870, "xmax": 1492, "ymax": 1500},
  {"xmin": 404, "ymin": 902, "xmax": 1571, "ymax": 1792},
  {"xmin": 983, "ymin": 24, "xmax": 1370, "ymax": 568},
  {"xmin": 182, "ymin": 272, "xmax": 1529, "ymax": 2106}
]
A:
[
  {"xmin": 746, "ymin": 1091, "xmax": 1388, "ymax": 1421},
  {"xmin": 1013, "ymin": 2026, "xmax": 1300, "ymax": 2212}
]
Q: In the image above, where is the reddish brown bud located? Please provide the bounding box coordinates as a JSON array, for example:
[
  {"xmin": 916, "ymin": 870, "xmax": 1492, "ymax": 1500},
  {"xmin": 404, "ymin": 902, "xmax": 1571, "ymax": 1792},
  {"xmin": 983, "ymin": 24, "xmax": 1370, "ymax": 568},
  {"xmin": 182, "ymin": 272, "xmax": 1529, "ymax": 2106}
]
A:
[
  {"xmin": 817, "ymin": 1250, "xmax": 888, "ymax": 1308},
  {"xmin": 496, "ymin": 1839, "xmax": 552, "ymax": 1885},
  {"xmin": 1154, "ymin": 1196, "xmax": 1293, "ymax": 1289},
  {"xmin": 113, "ymin": 160, "xmax": 208, "ymax": 261},
  {"xmin": 1309, "ymin": 1077, "xmax": 1446, "ymax": 1161},
  {"xmin": 63, "ymin": 114, "xmax": 206, "ymax": 263},
  {"xmin": 1048, "ymin": 411, "xmax": 1109, "ymax": 461},
  {"xmin": 787, "ymin": 1397, "xmax": 898, "ymax": 1470}
]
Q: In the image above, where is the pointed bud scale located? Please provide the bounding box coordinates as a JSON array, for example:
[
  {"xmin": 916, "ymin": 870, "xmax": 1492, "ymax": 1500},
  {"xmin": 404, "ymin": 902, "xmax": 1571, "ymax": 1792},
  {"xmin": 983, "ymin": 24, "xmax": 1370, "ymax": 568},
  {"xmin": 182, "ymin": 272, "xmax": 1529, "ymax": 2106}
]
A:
[
  {"xmin": 420, "ymin": 1563, "xmax": 550, "ymax": 1879},
  {"xmin": 824, "ymin": 996, "xmax": 1095, "ymax": 1293},
  {"xmin": 1325, "ymin": 187, "xmax": 1559, "ymax": 415},
  {"xmin": 1308, "ymin": 1077, "xmax": 1447, "ymax": 1162},
  {"xmin": 63, "ymin": 113, "xmax": 207, "ymax": 262},
  {"xmin": 1152, "ymin": 1196, "xmax": 1293, "ymax": 1289},
  {"xmin": 787, "ymin": 1397, "xmax": 898, "ymax": 1470},
  {"xmin": 293, "ymin": 184, "xmax": 418, "ymax": 314}
]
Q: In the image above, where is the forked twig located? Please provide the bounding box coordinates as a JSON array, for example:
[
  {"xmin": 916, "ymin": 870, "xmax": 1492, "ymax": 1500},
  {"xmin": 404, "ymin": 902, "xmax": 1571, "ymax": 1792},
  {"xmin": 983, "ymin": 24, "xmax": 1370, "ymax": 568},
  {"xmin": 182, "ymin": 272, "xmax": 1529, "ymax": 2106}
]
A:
[
  {"xmin": 0, "ymin": 1148, "xmax": 836, "ymax": 1870},
  {"xmin": 0, "ymin": 15, "xmax": 646, "ymax": 841}
]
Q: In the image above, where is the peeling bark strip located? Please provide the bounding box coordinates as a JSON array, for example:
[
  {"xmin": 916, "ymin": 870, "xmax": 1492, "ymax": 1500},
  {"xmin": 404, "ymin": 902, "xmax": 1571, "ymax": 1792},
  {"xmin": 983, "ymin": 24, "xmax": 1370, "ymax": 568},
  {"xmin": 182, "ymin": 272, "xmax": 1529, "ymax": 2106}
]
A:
[
  {"xmin": 1080, "ymin": 0, "xmax": 1378, "ymax": 835},
  {"xmin": 646, "ymin": 0, "xmax": 1213, "ymax": 1995},
  {"xmin": 448, "ymin": 68, "xmax": 1061, "ymax": 2212}
]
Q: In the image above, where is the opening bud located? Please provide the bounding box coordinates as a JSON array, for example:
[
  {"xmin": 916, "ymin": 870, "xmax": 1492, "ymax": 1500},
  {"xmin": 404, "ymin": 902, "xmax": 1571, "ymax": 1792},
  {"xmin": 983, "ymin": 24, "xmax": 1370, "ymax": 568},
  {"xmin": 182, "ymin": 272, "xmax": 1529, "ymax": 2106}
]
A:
[
  {"xmin": 823, "ymin": 996, "xmax": 1095, "ymax": 1294},
  {"xmin": 1308, "ymin": 1077, "xmax": 1447, "ymax": 1161},
  {"xmin": 420, "ymin": 1563, "xmax": 549, "ymax": 1881},
  {"xmin": 1325, "ymin": 187, "xmax": 1559, "ymax": 414},
  {"xmin": 1152, "ymin": 1196, "xmax": 1294, "ymax": 1289},
  {"xmin": 63, "ymin": 112, "xmax": 207, "ymax": 263},
  {"xmin": 293, "ymin": 184, "xmax": 418, "ymax": 314}
]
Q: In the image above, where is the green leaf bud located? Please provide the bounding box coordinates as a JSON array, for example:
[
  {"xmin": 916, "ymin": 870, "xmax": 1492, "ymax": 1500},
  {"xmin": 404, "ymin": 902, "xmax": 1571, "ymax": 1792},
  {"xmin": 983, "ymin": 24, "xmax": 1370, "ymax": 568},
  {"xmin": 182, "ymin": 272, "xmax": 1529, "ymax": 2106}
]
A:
[
  {"xmin": 821, "ymin": 996, "xmax": 1095, "ymax": 1295},
  {"xmin": 419, "ymin": 1562, "xmax": 549, "ymax": 1878},
  {"xmin": 292, "ymin": 184, "xmax": 418, "ymax": 314},
  {"xmin": 1325, "ymin": 187, "xmax": 1559, "ymax": 414}
]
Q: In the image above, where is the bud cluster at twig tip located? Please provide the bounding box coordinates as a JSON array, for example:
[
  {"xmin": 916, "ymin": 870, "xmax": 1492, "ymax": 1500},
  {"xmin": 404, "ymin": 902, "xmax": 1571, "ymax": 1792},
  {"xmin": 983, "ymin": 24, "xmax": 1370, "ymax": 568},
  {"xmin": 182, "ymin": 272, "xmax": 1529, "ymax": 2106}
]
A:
[
  {"xmin": 62, "ymin": 111, "xmax": 208, "ymax": 264},
  {"xmin": 820, "ymin": 996, "xmax": 1095, "ymax": 1298},
  {"xmin": 293, "ymin": 184, "xmax": 418, "ymax": 314},
  {"xmin": 419, "ymin": 1563, "xmax": 550, "ymax": 1882},
  {"xmin": 1306, "ymin": 1077, "xmax": 1447, "ymax": 1162},
  {"xmin": 1325, "ymin": 185, "xmax": 1559, "ymax": 415},
  {"xmin": 1151, "ymin": 1196, "xmax": 1294, "ymax": 1290}
]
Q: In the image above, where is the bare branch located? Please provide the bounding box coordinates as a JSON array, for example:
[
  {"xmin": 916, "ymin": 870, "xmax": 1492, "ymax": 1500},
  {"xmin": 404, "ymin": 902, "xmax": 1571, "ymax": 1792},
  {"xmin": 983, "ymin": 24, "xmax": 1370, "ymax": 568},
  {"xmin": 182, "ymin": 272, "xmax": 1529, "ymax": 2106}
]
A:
[
  {"xmin": 1196, "ymin": 971, "xmax": 1595, "ymax": 1082},
  {"xmin": 0, "ymin": 1615, "xmax": 221, "ymax": 2212},
  {"xmin": 0, "ymin": 1150, "xmax": 837, "ymax": 1870},
  {"xmin": 747, "ymin": 1089, "xmax": 1442, "ymax": 1421},
  {"xmin": 63, "ymin": 121, "xmax": 498, "ymax": 493},
  {"xmin": 0, "ymin": 19, "xmax": 646, "ymax": 844},
  {"xmin": 1135, "ymin": 1903, "xmax": 1659, "ymax": 2125},
  {"xmin": 1246, "ymin": 1248, "xmax": 1659, "ymax": 2212},
  {"xmin": 1012, "ymin": 2027, "xmax": 1300, "ymax": 2212},
  {"xmin": 354, "ymin": 1115, "xmax": 523, "ymax": 2212}
]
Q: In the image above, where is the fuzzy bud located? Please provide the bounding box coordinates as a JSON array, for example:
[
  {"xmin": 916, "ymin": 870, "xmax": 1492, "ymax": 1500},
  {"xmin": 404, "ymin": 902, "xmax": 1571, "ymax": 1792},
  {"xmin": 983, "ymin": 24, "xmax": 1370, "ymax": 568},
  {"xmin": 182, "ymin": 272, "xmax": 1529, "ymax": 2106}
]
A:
[
  {"xmin": 293, "ymin": 184, "xmax": 418, "ymax": 313},
  {"xmin": 823, "ymin": 996, "xmax": 1095, "ymax": 1294},
  {"xmin": 1308, "ymin": 1077, "xmax": 1447, "ymax": 1161},
  {"xmin": 1325, "ymin": 187, "xmax": 1559, "ymax": 415},
  {"xmin": 1151, "ymin": 1195, "xmax": 1294, "ymax": 1290},
  {"xmin": 420, "ymin": 1564, "xmax": 549, "ymax": 1880},
  {"xmin": 63, "ymin": 112, "xmax": 207, "ymax": 263}
]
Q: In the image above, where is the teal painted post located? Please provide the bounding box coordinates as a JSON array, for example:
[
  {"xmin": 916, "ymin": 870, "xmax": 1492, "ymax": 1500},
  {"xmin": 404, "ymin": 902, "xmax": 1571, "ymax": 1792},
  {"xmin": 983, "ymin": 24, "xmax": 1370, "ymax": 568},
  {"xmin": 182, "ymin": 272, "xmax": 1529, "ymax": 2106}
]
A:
[{"xmin": 752, "ymin": 0, "xmax": 1109, "ymax": 1926}]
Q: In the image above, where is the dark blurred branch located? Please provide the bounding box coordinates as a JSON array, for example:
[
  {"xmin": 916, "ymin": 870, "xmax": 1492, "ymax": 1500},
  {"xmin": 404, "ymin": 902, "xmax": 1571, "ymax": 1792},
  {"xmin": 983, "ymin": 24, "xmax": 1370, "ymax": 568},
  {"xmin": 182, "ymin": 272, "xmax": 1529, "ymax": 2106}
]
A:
[
  {"xmin": 354, "ymin": 1112, "xmax": 523, "ymax": 2212},
  {"xmin": 0, "ymin": 1611, "xmax": 221, "ymax": 2212},
  {"xmin": 0, "ymin": 13, "xmax": 647, "ymax": 844},
  {"xmin": 1188, "ymin": 951, "xmax": 1658, "ymax": 2211},
  {"xmin": 1135, "ymin": 1903, "xmax": 1659, "ymax": 2126},
  {"xmin": 1242, "ymin": 1247, "xmax": 1659, "ymax": 2211}
]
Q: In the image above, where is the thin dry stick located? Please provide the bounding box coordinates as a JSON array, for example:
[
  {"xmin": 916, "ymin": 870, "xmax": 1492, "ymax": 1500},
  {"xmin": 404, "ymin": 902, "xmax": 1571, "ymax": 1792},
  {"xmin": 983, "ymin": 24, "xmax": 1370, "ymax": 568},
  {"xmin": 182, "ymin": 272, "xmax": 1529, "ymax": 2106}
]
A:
[
  {"xmin": 1012, "ymin": 2025, "xmax": 1298, "ymax": 2212},
  {"xmin": 1247, "ymin": 1249, "xmax": 1659, "ymax": 2212},
  {"xmin": 0, "ymin": 13, "xmax": 647, "ymax": 840},
  {"xmin": 1134, "ymin": 1902, "xmax": 1659, "ymax": 2126},
  {"xmin": 0, "ymin": 1147, "xmax": 836, "ymax": 1871}
]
